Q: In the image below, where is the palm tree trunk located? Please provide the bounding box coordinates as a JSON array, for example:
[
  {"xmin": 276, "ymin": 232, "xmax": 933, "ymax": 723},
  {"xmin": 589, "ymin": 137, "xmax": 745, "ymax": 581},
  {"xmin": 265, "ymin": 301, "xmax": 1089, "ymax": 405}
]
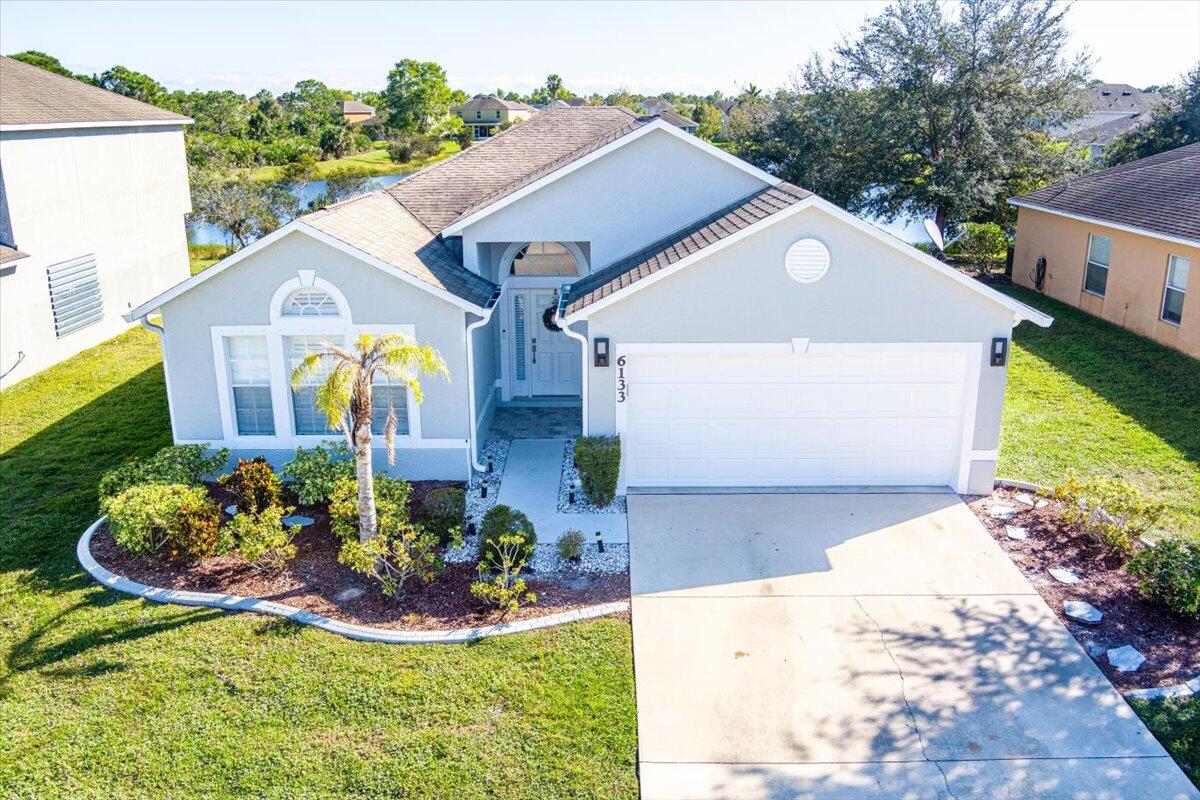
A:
[{"xmin": 354, "ymin": 421, "xmax": 377, "ymax": 543}]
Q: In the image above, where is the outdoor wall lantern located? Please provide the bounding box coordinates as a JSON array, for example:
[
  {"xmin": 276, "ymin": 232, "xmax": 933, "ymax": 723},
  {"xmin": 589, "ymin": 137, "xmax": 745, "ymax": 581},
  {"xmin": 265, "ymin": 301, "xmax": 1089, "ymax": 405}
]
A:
[
  {"xmin": 594, "ymin": 337, "xmax": 610, "ymax": 367},
  {"xmin": 991, "ymin": 337, "xmax": 1009, "ymax": 367}
]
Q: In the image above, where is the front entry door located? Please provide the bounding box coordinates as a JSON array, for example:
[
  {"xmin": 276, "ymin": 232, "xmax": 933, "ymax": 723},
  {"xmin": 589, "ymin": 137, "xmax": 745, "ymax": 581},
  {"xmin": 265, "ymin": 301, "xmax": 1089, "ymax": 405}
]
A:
[{"xmin": 510, "ymin": 289, "xmax": 581, "ymax": 396}]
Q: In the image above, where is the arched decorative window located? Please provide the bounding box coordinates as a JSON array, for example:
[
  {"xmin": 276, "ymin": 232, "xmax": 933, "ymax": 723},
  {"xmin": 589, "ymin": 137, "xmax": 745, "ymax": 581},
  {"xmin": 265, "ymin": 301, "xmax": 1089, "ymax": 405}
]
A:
[
  {"xmin": 281, "ymin": 288, "xmax": 340, "ymax": 317},
  {"xmin": 510, "ymin": 242, "xmax": 581, "ymax": 276}
]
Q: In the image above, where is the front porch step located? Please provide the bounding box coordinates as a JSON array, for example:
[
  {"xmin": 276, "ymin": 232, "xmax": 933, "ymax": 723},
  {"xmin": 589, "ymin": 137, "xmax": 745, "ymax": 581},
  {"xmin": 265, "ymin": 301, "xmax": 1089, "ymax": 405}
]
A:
[{"xmin": 498, "ymin": 397, "xmax": 582, "ymax": 409}]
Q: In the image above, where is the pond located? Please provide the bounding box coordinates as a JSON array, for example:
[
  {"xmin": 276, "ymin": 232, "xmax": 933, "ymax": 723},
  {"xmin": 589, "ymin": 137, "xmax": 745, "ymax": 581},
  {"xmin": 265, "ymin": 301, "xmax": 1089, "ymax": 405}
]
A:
[{"xmin": 187, "ymin": 173, "xmax": 407, "ymax": 246}]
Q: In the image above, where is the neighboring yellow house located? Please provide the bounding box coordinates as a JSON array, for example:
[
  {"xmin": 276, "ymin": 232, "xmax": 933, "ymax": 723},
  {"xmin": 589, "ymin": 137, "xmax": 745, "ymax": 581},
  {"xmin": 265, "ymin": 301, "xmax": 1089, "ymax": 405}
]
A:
[
  {"xmin": 1009, "ymin": 144, "xmax": 1199, "ymax": 358},
  {"xmin": 338, "ymin": 100, "xmax": 375, "ymax": 125},
  {"xmin": 454, "ymin": 96, "xmax": 536, "ymax": 139}
]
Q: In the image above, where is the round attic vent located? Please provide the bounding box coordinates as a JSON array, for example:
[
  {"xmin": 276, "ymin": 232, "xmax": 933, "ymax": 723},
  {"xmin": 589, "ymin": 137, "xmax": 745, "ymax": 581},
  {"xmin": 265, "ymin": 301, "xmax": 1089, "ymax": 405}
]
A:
[{"xmin": 784, "ymin": 238, "xmax": 830, "ymax": 283}]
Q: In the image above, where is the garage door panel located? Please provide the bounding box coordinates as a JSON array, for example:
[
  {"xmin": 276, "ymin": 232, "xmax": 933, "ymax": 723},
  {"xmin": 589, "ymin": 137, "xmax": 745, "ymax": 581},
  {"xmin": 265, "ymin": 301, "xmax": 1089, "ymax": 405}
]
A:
[{"xmin": 622, "ymin": 350, "xmax": 969, "ymax": 488}]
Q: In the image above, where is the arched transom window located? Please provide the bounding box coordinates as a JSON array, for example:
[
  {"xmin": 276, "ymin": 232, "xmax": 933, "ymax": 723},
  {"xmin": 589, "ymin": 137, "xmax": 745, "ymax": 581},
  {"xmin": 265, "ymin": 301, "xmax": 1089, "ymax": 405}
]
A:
[
  {"xmin": 282, "ymin": 288, "xmax": 340, "ymax": 316},
  {"xmin": 510, "ymin": 242, "xmax": 580, "ymax": 276}
]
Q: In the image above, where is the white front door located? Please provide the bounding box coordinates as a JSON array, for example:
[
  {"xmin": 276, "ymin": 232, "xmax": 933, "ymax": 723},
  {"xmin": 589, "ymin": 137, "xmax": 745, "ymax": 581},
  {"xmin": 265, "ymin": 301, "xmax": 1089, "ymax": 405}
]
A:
[{"xmin": 509, "ymin": 289, "xmax": 581, "ymax": 397}]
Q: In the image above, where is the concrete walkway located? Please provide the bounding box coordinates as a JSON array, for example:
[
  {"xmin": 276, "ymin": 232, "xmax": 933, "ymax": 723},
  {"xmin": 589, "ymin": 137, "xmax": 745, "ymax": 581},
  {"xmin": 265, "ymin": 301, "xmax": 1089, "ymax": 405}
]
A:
[
  {"xmin": 496, "ymin": 439, "xmax": 627, "ymax": 543},
  {"xmin": 628, "ymin": 492, "xmax": 1198, "ymax": 800}
]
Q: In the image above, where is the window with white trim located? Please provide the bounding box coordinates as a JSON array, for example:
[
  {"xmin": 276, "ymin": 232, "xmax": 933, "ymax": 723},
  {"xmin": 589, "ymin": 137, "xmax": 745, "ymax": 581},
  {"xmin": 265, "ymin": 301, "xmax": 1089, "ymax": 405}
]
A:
[
  {"xmin": 282, "ymin": 288, "xmax": 340, "ymax": 317},
  {"xmin": 510, "ymin": 241, "xmax": 580, "ymax": 276},
  {"xmin": 224, "ymin": 335, "xmax": 274, "ymax": 435},
  {"xmin": 287, "ymin": 335, "xmax": 344, "ymax": 435},
  {"xmin": 1083, "ymin": 233, "xmax": 1111, "ymax": 296},
  {"xmin": 371, "ymin": 373, "xmax": 410, "ymax": 436},
  {"xmin": 1161, "ymin": 255, "xmax": 1190, "ymax": 325}
]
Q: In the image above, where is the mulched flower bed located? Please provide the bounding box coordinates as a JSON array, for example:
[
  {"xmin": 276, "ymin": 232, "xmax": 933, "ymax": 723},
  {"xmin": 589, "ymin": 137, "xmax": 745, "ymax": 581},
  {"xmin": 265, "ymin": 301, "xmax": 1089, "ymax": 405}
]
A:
[
  {"xmin": 91, "ymin": 480, "xmax": 629, "ymax": 632},
  {"xmin": 968, "ymin": 488, "xmax": 1198, "ymax": 691}
]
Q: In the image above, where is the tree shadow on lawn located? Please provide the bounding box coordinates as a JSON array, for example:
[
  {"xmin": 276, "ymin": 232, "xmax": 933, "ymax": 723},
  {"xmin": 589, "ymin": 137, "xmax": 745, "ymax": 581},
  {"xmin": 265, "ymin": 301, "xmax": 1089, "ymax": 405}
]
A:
[{"xmin": 1002, "ymin": 285, "xmax": 1200, "ymax": 467}]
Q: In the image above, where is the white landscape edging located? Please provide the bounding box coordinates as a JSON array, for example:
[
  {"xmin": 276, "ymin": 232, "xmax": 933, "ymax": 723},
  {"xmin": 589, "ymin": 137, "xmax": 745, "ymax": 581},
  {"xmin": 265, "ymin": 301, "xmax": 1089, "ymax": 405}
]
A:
[{"xmin": 77, "ymin": 516, "xmax": 628, "ymax": 644}]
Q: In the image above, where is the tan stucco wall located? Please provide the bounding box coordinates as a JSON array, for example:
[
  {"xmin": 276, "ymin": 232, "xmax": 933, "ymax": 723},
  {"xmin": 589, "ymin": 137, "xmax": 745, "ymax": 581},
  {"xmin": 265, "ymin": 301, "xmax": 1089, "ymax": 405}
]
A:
[
  {"xmin": 342, "ymin": 111, "xmax": 374, "ymax": 124},
  {"xmin": 1012, "ymin": 207, "xmax": 1199, "ymax": 357}
]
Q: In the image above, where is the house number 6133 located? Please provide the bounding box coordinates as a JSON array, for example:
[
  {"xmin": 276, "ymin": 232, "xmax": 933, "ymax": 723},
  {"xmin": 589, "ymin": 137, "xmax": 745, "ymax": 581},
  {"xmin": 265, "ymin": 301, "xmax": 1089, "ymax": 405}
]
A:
[{"xmin": 616, "ymin": 355, "xmax": 628, "ymax": 403}]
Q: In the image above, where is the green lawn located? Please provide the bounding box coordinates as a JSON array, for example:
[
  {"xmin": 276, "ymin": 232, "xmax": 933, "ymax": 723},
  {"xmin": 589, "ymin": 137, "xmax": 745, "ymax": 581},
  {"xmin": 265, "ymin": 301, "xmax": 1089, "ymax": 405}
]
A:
[
  {"xmin": 0, "ymin": 329, "xmax": 637, "ymax": 799},
  {"xmin": 1128, "ymin": 696, "xmax": 1199, "ymax": 786},
  {"xmin": 1, "ymin": 283, "xmax": 1196, "ymax": 795},
  {"xmin": 998, "ymin": 284, "xmax": 1200, "ymax": 536},
  {"xmin": 247, "ymin": 141, "xmax": 460, "ymax": 182}
]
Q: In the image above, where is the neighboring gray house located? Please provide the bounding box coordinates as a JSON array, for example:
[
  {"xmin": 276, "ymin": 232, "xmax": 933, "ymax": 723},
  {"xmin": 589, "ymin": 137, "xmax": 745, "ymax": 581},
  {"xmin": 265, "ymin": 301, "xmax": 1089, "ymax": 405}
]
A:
[
  {"xmin": 127, "ymin": 107, "xmax": 1050, "ymax": 493},
  {"xmin": 637, "ymin": 98, "xmax": 673, "ymax": 116},
  {"xmin": 0, "ymin": 56, "xmax": 191, "ymax": 388},
  {"xmin": 657, "ymin": 110, "xmax": 699, "ymax": 135},
  {"xmin": 1052, "ymin": 83, "xmax": 1165, "ymax": 159}
]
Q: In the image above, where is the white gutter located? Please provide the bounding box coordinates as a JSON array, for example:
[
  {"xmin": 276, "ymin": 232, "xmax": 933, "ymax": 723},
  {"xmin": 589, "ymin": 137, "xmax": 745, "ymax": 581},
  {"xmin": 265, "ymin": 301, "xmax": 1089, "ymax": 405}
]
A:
[
  {"xmin": 465, "ymin": 288, "xmax": 503, "ymax": 472},
  {"xmin": 1008, "ymin": 199, "xmax": 1200, "ymax": 249},
  {"xmin": 0, "ymin": 118, "xmax": 192, "ymax": 132},
  {"xmin": 138, "ymin": 315, "xmax": 165, "ymax": 335},
  {"xmin": 557, "ymin": 292, "xmax": 589, "ymax": 436}
]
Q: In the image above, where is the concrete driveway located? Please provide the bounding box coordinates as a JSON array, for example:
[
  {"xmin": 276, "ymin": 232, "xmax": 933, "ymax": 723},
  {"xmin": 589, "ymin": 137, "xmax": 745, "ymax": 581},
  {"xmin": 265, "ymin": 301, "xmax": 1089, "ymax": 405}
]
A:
[{"xmin": 628, "ymin": 491, "xmax": 1198, "ymax": 800}]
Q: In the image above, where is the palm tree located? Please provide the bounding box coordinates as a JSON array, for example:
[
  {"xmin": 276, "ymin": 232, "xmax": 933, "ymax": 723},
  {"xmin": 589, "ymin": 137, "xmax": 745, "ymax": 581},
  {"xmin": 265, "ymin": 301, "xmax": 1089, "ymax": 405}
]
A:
[{"xmin": 291, "ymin": 333, "xmax": 448, "ymax": 543}]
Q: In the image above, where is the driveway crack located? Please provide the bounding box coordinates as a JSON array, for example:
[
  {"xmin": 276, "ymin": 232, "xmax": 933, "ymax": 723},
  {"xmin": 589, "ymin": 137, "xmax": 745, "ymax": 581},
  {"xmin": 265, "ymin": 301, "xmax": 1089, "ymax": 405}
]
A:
[{"xmin": 854, "ymin": 595, "xmax": 961, "ymax": 800}]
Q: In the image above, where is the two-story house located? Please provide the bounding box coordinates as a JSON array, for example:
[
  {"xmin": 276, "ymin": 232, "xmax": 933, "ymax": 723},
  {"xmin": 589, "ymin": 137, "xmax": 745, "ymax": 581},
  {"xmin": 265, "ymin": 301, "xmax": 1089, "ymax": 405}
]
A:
[
  {"xmin": 454, "ymin": 96, "xmax": 536, "ymax": 140},
  {"xmin": 0, "ymin": 56, "xmax": 192, "ymax": 388}
]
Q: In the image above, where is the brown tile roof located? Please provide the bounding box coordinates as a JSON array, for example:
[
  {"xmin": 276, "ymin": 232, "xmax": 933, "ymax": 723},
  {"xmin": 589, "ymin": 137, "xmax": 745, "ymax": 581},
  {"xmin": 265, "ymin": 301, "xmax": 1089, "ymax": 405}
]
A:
[
  {"xmin": 0, "ymin": 56, "xmax": 190, "ymax": 126},
  {"xmin": 564, "ymin": 182, "xmax": 811, "ymax": 314},
  {"xmin": 658, "ymin": 110, "xmax": 697, "ymax": 129},
  {"xmin": 456, "ymin": 95, "xmax": 536, "ymax": 113},
  {"xmin": 388, "ymin": 106, "xmax": 644, "ymax": 231},
  {"xmin": 303, "ymin": 192, "xmax": 497, "ymax": 307},
  {"xmin": 1012, "ymin": 143, "xmax": 1200, "ymax": 244}
]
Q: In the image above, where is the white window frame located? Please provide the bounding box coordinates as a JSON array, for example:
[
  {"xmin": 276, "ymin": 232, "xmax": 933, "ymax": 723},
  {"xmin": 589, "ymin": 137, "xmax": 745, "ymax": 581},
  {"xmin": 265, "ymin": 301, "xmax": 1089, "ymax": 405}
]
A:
[
  {"xmin": 223, "ymin": 334, "xmax": 276, "ymax": 437},
  {"xmin": 1082, "ymin": 233, "xmax": 1112, "ymax": 298},
  {"xmin": 1160, "ymin": 254, "xmax": 1190, "ymax": 327},
  {"xmin": 203, "ymin": 274, "xmax": 455, "ymax": 450}
]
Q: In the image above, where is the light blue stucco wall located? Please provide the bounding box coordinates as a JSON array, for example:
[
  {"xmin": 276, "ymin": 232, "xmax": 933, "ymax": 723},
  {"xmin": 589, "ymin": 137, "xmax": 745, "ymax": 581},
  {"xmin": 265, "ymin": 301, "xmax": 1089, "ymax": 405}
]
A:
[
  {"xmin": 459, "ymin": 128, "xmax": 769, "ymax": 273},
  {"xmin": 158, "ymin": 230, "xmax": 471, "ymax": 479},
  {"xmin": 574, "ymin": 204, "xmax": 1019, "ymax": 493}
]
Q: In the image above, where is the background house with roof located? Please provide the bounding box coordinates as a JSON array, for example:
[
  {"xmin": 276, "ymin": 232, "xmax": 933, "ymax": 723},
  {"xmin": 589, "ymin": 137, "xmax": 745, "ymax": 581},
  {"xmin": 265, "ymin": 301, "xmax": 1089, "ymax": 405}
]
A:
[
  {"xmin": 0, "ymin": 56, "xmax": 192, "ymax": 388},
  {"xmin": 656, "ymin": 110, "xmax": 699, "ymax": 135},
  {"xmin": 338, "ymin": 99, "xmax": 376, "ymax": 125},
  {"xmin": 1010, "ymin": 143, "xmax": 1198, "ymax": 357},
  {"xmin": 1051, "ymin": 83, "xmax": 1166, "ymax": 159},
  {"xmin": 453, "ymin": 95, "xmax": 537, "ymax": 139}
]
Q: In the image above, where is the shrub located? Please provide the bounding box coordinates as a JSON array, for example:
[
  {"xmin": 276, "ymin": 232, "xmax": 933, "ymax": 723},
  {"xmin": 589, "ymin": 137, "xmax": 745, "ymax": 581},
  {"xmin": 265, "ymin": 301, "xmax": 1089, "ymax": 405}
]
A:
[
  {"xmin": 224, "ymin": 506, "xmax": 298, "ymax": 572},
  {"xmin": 168, "ymin": 494, "xmax": 223, "ymax": 561},
  {"xmin": 557, "ymin": 530, "xmax": 584, "ymax": 563},
  {"xmin": 418, "ymin": 486, "xmax": 466, "ymax": 545},
  {"xmin": 471, "ymin": 534, "xmax": 537, "ymax": 614},
  {"xmin": 219, "ymin": 457, "xmax": 283, "ymax": 514},
  {"xmin": 480, "ymin": 505, "xmax": 536, "ymax": 565},
  {"xmin": 1127, "ymin": 537, "xmax": 1200, "ymax": 618},
  {"xmin": 283, "ymin": 442, "xmax": 355, "ymax": 505},
  {"xmin": 99, "ymin": 444, "xmax": 229, "ymax": 507},
  {"xmin": 945, "ymin": 221, "xmax": 1008, "ymax": 259},
  {"xmin": 386, "ymin": 133, "xmax": 440, "ymax": 163},
  {"xmin": 1051, "ymin": 477, "xmax": 1166, "ymax": 557},
  {"xmin": 106, "ymin": 483, "xmax": 210, "ymax": 556},
  {"xmin": 574, "ymin": 436, "xmax": 621, "ymax": 507},
  {"xmin": 328, "ymin": 474, "xmax": 413, "ymax": 541},
  {"xmin": 338, "ymin": 524, "xmax": 446, "ymax": 598}
]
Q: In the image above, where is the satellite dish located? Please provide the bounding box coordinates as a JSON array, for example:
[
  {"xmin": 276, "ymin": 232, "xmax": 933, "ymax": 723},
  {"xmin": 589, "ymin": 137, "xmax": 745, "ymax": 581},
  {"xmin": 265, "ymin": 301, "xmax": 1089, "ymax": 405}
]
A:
[{"xmin": 923, "ymin": 219, "xmax": 945, "ymax": 252}]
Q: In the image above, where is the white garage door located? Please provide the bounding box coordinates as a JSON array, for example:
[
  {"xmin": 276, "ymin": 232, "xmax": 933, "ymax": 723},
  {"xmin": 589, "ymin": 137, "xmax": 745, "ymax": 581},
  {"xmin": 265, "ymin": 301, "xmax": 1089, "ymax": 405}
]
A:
[{"xmin": 619, "ymin": 346, "xmax": 974, "ymax": 489}]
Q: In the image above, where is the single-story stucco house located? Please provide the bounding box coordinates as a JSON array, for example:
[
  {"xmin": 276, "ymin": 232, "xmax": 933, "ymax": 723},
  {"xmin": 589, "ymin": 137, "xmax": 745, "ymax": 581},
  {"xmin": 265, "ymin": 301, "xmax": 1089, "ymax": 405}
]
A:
[
  {"xmin": 1009, "ymin": 143, "xmax": 1198, "ymax": 358},
  {"xmin": 127, "ymin": 107, "xmax": 1051, "ymax": 494}
]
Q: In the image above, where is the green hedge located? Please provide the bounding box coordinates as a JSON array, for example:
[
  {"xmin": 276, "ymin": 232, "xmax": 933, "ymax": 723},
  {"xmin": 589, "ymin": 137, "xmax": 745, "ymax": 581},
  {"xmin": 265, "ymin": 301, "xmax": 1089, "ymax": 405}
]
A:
[{"xmin": 574, "ymin": 436, "xmax": 620, "ymax": 507}]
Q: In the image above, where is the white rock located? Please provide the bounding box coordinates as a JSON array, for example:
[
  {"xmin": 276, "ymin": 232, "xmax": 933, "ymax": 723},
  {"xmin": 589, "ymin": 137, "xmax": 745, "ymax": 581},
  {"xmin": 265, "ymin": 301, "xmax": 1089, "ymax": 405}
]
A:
[
  {"xmin": 224, "ymin": 504, "xmax": 238, "ymax": 515},
  {"xmin": 1035, "ymin": 499, "xmax": 1049, "ymax": 509},
  {"xmin": 1049, "ymin": 567, "xmax": 1080, "ymax": 584},
  {"xmin": 335, "ymin": 587, "xmax": 364, "ymax": 603},
  {"xmin": 1064, "ymin": 600, "xmax": 1102, "ymax": 625},
  {"xmin": 282, "ymin": 515, "xmax": 314, "ymax": 527},
  {"xmin": 989, "ymin": 505, "xmax": 1017, "ymax": 519},
  {"xmin": 1005, "ymin": 525, "xmax": 1029, "ymax": 541},
  {"xmin": 1014, "ymin": 493, "xmax": 1036, "ymax": 507},
  {"xmin": 1107, "ymin": 645, "xmax": 1146, "ymax": 673}
]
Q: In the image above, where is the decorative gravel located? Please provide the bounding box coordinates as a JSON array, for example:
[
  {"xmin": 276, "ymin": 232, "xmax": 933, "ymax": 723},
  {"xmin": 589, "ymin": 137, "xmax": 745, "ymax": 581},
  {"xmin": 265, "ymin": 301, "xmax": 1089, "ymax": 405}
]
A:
[
  {"xmin": 556, "ymin": 440, "xmax": 626, "ymax": 514},
  {"xmin": 447, "ymin": 439, "xmax": 510, "ymax": 564},
  {"xmin": 528, "ymin": 542, "xmax": 629, "ymax": 575}
]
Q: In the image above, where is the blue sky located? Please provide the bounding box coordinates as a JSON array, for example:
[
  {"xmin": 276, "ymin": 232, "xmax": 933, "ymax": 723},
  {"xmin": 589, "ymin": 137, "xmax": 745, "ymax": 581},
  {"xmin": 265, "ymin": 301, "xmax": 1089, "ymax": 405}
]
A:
[{"xmin": 1, "ymin": 0, "xmax": 1197, "ymax": 96}]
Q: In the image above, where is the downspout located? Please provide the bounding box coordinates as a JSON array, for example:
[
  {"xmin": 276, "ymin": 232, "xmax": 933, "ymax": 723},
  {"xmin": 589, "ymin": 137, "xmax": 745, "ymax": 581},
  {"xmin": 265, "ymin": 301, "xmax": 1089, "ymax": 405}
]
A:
[
  {"xmin": 139, "ymin": 315, "xmax": 165, "ymax": 335},
  {"xmin": 465, "ymin": 288, "xmax": 503, "ymax": 472},
  {"xmin": 556, "ymin": 290, "xmax": 588, "ymax": 436}
]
